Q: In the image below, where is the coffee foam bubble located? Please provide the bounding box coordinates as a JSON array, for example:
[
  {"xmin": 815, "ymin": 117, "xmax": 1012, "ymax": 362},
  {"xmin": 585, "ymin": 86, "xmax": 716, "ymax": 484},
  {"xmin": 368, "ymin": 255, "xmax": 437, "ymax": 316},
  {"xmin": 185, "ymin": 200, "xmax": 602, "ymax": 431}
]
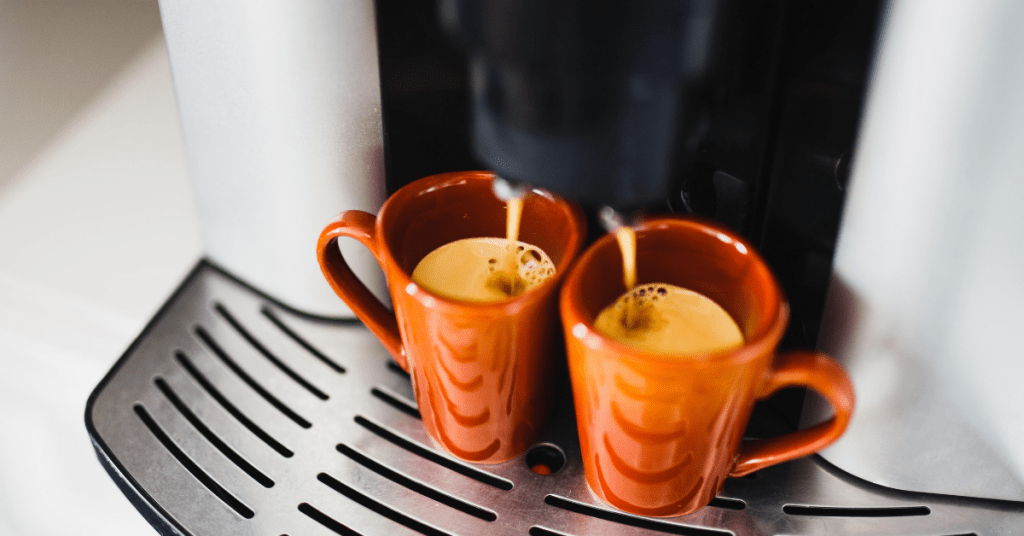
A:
[
  {"xmin": 411, "ymin": 237, "xmax": 555, "ymax": 304},
  {"xmin": 594, "ymin": 283, "xmax": 744, "ymax": 356}
]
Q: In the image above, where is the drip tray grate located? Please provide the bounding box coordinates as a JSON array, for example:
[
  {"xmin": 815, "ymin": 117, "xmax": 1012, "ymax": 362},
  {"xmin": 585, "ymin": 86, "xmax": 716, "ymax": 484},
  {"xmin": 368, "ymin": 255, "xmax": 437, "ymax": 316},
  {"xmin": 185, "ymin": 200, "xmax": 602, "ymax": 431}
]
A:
[{"xmin": 86, "ymin": 261, "xmax": 1024, "ymax": 535}]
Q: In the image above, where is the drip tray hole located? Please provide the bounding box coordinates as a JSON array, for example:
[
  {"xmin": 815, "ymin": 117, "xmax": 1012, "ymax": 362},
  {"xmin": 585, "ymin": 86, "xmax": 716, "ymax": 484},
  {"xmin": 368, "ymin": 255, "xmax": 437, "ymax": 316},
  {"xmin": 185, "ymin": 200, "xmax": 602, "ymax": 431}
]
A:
[{"xmin": 527, "ymin": 444, "xmax": 566, "ymax": 475}]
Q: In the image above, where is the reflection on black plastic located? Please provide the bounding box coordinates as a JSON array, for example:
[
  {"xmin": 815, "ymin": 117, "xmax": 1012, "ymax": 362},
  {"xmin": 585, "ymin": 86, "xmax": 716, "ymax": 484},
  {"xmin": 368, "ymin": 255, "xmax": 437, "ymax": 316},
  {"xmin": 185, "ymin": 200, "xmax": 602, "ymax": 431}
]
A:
[{"xmin": 526, "ymin": 444, "xmax": 566, "ymax": 475}]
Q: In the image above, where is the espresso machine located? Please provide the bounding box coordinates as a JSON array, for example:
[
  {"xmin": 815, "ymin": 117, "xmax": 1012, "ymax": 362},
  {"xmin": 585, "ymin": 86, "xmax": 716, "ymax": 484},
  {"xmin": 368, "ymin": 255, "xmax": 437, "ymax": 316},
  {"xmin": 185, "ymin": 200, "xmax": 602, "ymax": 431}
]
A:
[{"xmin": 85, "ymin": 0, "xmax": 1024, "ymax": 534}]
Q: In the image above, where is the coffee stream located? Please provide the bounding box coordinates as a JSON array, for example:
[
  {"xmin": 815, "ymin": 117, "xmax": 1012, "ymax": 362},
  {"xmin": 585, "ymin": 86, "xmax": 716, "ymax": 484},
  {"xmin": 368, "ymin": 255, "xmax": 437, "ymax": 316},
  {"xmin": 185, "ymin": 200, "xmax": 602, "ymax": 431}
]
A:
[
  {"xmin": 596, "ymin": 220, "xmax": 744, "ymax": 356},
  {"xmin": 491, "ymin": 194, "xmax": 529, "ymax": 295},
  {"xmin": 506, "ymin": 196, "xmax": 523, "ymax": 244},
  {"xmin": 616, "ymin": 226, "xmax": 637, "ymax": 291},
  {"xmin": 410, "ymin": 186, "xmax": 556, "ymax": 303}
]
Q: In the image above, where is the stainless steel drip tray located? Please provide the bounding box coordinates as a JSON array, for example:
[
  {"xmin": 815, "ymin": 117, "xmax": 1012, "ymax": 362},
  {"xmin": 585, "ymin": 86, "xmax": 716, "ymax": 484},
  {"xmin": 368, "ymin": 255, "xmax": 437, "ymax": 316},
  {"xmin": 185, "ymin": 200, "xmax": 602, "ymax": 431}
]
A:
[{"xmin": 86, "ymin": 260, "xmax": 1024, "ymax": 535}]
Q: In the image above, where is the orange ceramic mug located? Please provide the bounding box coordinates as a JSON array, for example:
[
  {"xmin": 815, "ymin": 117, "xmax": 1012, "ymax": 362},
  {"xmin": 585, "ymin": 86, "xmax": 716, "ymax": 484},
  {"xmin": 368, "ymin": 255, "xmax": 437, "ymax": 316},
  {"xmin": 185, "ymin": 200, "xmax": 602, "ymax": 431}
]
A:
[
  {"xmin": 560, "ymin": 216, "xmax": 854, "ymax": 516},
  {"xmin": 318, "ymin": 171, "xmax": 586, "ymax": 463}
]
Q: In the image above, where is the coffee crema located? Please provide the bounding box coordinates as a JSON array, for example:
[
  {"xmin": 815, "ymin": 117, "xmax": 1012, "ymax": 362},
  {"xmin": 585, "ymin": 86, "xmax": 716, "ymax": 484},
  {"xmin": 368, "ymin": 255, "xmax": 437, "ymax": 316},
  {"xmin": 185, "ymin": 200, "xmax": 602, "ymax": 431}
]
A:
[
  {"xmin": 412, "ymin": 237, "xmax": 556, "ymax": 303},
  {"xmin": 594, "ymin": 283, "xmax": 744, "ymax": 356}
]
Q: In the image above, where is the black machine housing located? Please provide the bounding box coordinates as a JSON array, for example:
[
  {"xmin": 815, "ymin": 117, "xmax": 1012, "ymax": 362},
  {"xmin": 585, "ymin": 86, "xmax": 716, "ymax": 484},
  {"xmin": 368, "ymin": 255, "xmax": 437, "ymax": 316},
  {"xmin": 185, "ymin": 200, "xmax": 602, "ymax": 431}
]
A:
[{"xmin": 375, "ymin": 0, "xmax": 882, "ymax": 353}]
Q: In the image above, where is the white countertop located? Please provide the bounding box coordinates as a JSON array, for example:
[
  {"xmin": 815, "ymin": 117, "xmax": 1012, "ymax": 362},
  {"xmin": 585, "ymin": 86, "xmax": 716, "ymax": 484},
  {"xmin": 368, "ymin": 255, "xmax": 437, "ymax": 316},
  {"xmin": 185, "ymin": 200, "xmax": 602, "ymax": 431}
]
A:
[{"xmin": 0, "ymin": 27, "xmax": 203, "ymax": 536}]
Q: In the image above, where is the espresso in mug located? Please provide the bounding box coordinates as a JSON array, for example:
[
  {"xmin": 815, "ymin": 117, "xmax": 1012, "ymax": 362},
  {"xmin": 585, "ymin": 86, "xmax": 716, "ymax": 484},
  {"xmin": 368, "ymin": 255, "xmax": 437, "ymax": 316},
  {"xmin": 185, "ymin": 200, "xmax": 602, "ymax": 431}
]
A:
[
  {"xmin": 319, "ymin": 171, "xmax": 587, "ymax": 464},
  {"xmin": 560, "ymin": 216, "xmax": 855, "ymax": 516},
  {"xmin": 411, "ymin": 186, "xmax": 556, "ymax": 303},
  {"xmin": 595, "ymin": 226, "xmax": 744, "ymax": 355},
  {"xmin": 412, "ymin": 238, "xmax": 555, "ymax": 303},
  {"xmin": 595, "ymin": 283, "xmax": 743, "ymax": 355}
]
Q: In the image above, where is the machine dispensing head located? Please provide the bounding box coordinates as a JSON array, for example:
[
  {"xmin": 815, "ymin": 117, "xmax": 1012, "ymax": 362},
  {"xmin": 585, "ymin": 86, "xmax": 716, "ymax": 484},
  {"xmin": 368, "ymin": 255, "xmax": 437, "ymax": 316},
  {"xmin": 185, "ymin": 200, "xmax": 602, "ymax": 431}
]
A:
[{"xmin": 440, "ymin": 0, "xmax": 723, "ymax": 211}]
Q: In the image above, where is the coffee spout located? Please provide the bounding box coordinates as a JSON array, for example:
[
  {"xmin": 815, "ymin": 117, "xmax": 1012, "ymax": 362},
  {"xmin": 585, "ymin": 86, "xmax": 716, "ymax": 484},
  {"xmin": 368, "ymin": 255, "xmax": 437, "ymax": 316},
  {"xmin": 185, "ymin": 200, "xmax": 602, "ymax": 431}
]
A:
[
  {"xmin": 491, "ymin": 175, "xmax": 528, "ymax": 203},
  {"xmin": 598, "ymin": 206, "xmax": 626, "ymax": 233}
]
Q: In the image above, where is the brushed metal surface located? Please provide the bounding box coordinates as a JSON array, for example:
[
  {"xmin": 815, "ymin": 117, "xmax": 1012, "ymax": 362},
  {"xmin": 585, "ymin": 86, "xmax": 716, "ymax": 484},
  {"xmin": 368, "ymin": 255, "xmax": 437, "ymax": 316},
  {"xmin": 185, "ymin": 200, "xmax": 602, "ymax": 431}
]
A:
[
  {"xmin": 809, "ymin": 0, "xmax": 1024, "ymax": 502},
  {"xmin": 157, "ymin": 0, "xmax": 387, "ymax": 318},
  {"xmin": 87, "ymin": 261, "xmax": 1024, "ymax": 535}
]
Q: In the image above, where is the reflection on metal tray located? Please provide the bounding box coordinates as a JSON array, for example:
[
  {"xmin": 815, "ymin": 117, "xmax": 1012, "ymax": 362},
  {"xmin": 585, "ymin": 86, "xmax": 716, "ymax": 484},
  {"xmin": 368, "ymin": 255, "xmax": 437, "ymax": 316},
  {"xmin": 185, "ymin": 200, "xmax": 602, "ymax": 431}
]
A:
[{"xmin": 86, "ymin": 261, "xmax": 1024, "ymax": 535}]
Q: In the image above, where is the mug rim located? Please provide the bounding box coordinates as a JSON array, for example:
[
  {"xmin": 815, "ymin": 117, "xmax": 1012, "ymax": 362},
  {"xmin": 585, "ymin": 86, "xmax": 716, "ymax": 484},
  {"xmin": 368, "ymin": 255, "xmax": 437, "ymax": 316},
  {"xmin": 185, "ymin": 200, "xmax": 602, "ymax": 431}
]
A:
[
  {"xmin": 560, "ymin": 215, "xmax": 790, "ymax": 365},
  {"xmin": 376, "ymin": 170, "xmax": 587, "ymax": 315}
]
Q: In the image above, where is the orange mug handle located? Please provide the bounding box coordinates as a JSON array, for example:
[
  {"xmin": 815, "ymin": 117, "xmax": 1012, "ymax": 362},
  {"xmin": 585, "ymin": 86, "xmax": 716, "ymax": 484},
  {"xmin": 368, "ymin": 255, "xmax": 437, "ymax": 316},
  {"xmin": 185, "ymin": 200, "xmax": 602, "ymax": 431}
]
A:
[
  {"xmin": 729, "ymin": 350, "xmax": 855, "ymax": 477},
  {"xmin": 317, "ymin": 211, "xmax": 406, "ymax": 371}
]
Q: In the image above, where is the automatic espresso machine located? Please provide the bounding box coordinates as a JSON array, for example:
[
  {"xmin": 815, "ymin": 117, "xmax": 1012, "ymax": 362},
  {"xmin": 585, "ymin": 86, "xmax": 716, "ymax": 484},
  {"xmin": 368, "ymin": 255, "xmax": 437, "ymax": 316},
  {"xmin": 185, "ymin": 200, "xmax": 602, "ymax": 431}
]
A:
[{"xmin": 85, "ymin": 0, "xmax": 1024, "ymax": 534}]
